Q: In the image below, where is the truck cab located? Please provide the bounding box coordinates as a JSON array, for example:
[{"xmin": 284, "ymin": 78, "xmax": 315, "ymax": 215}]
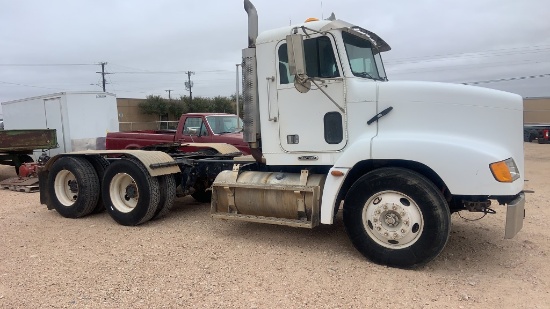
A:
[{"xmin": 228, "ymin": 0, "xmax": 525, "ymax": 267}]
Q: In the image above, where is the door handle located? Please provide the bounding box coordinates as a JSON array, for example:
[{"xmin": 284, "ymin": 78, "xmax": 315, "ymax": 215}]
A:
[{"xmin": 266, "ymin": 76, "xmax": 277, "ymax": 122}]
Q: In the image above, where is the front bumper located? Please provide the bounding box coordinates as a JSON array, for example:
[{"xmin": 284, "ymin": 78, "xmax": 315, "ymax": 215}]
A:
[{"xmin": 505, "ymin": 192, "xmax": 525, "ymax": 239}]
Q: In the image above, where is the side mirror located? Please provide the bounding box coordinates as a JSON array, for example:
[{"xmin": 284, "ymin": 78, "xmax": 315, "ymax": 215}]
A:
[
  {"xmin": 286, "ymin": 34, "xmax": 306, "ymax": 76},
  {"xmin": 286, "ymin": 34, "xmax": 311, "ymax": 93}
]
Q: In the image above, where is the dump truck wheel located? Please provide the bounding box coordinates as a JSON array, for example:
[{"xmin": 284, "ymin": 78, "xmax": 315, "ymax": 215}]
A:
[
  {"xmin": 343, "ymin": 167, "xmax": 450, "ymax": 268},
  {"xmin": 152, "ymin": 174, "xmax": 177, "ymax": 220},
  {"xmin": 47, "ymin": 156, "xmax": 100, "ymax": 218},
  {"xmin": 102, "ymin": 158, "xmax": 160, "ymax": 226},
  {"xmin": 86, "ymin": 156, "xmax": 110, "ymax": 214}
]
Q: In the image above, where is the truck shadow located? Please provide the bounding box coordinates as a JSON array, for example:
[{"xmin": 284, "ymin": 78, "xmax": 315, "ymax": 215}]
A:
[{"xmin": 166, "ymin": 201, "xmax": 522, "ymax": 271}]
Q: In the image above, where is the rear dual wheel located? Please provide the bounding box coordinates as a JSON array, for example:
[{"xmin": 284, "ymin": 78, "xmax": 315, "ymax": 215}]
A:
[
  {"xmin": 102, "ymin": 159, "xmax": 160, "ymax": 226},
  {"xmin": 48, "ymin": 156, "xmax": 176, "ymax": 225},
  {"xmin": 48, "ymin": 157, "xmax": 100, "ymax": 218}
]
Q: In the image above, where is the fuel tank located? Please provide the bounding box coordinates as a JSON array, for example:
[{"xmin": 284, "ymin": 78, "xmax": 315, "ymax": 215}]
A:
[{"xmin": 211, "ymin": 169, "xmax": 326, "ymax": 228}]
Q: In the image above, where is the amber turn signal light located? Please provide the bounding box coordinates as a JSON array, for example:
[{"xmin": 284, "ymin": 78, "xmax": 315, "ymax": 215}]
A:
[{"xmin": 490, "ymin": 161, "xmax": 513, "ymax": 183}]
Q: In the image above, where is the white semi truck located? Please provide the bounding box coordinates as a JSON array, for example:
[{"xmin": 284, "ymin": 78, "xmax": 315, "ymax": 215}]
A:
[{"xmin": 38, "ymin": 0, "xmax": 525, "ymax": 268}]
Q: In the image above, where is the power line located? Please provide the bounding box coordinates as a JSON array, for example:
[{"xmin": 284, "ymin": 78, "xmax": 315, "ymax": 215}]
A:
[
  {"xmin": 385, "ymin": 44, "xmax": 550, "ymax": 65},
  {"xmin": 389, "ymin": 59, "xmax": 550, "ymax": 75},
  {"xmin": 0, "ymin": 63, "xmax": 96, "ymax": 66},
  {"xmin": 110, "ymin": 69, "xmax": 232, "ymax": 74},
  {"xmin": 0, "ymin": 80, "xmax": 64, "ymax": 90},
  {"xmin": 461, "ymin": 73, "xmax": 550, "ymax": 85}
]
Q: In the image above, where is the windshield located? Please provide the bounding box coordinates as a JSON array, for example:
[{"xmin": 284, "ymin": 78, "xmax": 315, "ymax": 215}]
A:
[
  {"xmin": 206, "ymin": 115, "xmax": 243, "ymax": 134},
  {"xmin": 342, "ymin": 31, "xmax": 386, "ymax": 80}
]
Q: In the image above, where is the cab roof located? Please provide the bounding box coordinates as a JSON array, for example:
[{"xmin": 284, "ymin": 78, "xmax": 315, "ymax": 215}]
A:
[{"xmin": 256, "ymin": 19, "xmax": 391, "ymax": 52}]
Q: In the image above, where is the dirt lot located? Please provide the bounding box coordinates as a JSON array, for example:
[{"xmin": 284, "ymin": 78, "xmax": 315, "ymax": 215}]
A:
[{"xmin": 0, "ymin": 143, "xmax": 549, "ymax": 308}]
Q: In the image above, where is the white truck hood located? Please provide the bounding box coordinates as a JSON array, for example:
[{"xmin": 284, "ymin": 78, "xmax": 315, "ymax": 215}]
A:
[
  {"xmin": 376, "ymin": 80, "xmax": 522, "ymax": 110},
  {"xmin": 370, "ymin": 80, "xmax": 524, "ymax": 196}
]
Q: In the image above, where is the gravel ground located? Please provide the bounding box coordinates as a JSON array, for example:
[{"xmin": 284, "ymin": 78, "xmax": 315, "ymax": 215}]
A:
[{"xmin": 0, "ymin": 143, "xmax": 549, "ymax": 308}]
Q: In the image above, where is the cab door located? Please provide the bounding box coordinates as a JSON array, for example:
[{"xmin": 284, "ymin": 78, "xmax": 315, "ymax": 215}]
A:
[
  {"xmin": 275, "ymin": 34, "xmax": 346, "ymax": 152},
  {"xmin": 178, "ymin": 117, "xmax": 212, "ymax": 143}
]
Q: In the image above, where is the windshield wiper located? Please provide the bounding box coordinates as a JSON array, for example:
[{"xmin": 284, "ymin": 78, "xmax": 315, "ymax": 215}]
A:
[{"xmin": 353, "ymin": 71, "xmax": 384, "ymax": 81}]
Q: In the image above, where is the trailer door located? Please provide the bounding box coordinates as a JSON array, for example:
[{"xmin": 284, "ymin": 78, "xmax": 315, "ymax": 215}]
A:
[{"xmin": 43, "ymin": 97, "xmax": 66, "ymax": 152}]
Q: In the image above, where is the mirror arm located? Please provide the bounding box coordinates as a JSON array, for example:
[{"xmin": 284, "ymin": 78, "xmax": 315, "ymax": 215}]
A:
[
  {"xmin": 290, "ymin": 26, "xmax": 326, "ymax": 38},
  {"xmin": 308, "ymin": 78, "xmax": 345, "ymax": 113}
]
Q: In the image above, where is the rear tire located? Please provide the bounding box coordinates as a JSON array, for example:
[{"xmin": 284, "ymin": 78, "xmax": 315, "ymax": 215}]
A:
[
  {"xmin": 152, "ymin": 174, "xmax": 177, "ymax": 220},
  {"xmin": 86, "ymin": 156, "xmax": 110, "ymax": 214},
  {"xmin": 47, "ymin": 157, "xmax": 100, "ymax": 218},
  {"xmin": 102, "ymin": 158, "xmax": 160, "ymax": 226},
  {"xmin": 343, "ymin": 167, "xmax": 450, "ymax": 268}
]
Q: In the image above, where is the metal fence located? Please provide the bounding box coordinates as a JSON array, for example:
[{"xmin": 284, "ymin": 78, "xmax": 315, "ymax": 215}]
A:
[{"xmin": 118, "ymin": 121, "xmax": 179, "ymax": 132}]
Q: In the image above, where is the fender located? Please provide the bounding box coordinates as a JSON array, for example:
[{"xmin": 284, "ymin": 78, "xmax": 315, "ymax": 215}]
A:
[
  {"xmin": 319, "ymin": 134, "xmax": 523, "ymax": 224},
  {"xmin": 371, "ymin": 134, "xmax": 523, "ymax": 195},
  {"xmin": 42, "ymin": 150, "xmax": 180, "ymax": 177}
]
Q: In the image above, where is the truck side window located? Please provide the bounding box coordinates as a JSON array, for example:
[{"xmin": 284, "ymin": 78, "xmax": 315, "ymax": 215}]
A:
[
  {"xmin": 183, "ymin": 117, "xmax": 204, "ymax": 136},
  {"xmin": 278, "ymin": 44, "xmax": 295, "ymax": 85},
  {"xmin": 278, "ymin": 36, "xmax": 340, "ymax": 84}
]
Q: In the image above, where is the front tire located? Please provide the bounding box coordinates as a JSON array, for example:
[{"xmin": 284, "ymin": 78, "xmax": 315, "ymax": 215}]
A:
[
  {"xmin": 47, "ymin": 157, "xmax": 100, "ymax": 218},
  {"xmin": 102, "ymin": 158, "xmax": 160, "ymax": 226},
  {"xmin": 343, "ymin": 167, "xmax": 450, "ymax": 268}
]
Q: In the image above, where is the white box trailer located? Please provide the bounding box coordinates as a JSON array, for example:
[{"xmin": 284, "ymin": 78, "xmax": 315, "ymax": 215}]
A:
[{"xmin": 1, "ymin": 92, "xmax": 119, "ymax": 159}]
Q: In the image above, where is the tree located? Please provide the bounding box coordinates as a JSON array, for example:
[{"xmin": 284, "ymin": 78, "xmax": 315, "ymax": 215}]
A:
[
  {"xmin": 168, "ymin": 100, "xmax": 186, "ymax": 118},
  {"xmin": 230, "ymin": 94, "xmax": 243, "ymax": 118},
  {"xmin": 212, "ymin": 96, "xmax": 235, "ymax": 114},
  {"xmin": 138, "ymin": 95, "xmax": 168, "ymax": 120}
]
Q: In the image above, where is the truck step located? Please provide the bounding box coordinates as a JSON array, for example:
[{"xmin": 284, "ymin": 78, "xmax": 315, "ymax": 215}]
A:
[{"xmin": 211, "ymin": 212, "xmax": 313, "ymax": 228}]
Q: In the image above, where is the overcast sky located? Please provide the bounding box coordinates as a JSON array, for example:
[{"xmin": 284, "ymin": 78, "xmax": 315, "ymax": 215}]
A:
[{"xmin": 1, "ymin": 0, "xmax": 549, "ymax": 113}]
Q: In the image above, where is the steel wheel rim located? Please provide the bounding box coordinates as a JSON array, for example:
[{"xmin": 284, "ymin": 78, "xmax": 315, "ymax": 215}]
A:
[
  {"xmin": 110, "ymin": 173, "xmax": 139, "ymax": 213},
  {"xmin": 54, "ymin": 170, "xmax": 78, "ymax": 206},
  {"xmin": 362, "ymin": 190, "xmax": 424, "ymax": 249}
]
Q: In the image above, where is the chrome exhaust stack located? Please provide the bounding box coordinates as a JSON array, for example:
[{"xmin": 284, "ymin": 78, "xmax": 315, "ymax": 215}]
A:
[
  {"xmin": 244, "ymin": 0, "xmax": 258, "ymax": 48},
  {"xmin": 242, "ymin": 0, "xmax": 262, "ymax": 161}
]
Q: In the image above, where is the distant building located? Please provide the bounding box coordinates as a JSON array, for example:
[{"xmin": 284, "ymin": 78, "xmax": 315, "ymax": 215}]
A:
[
  {"xmin": 116, "ymin": 98, "xmax": 179, "ymax": 131},
  {"xmin": 524, "ymin": 97, "xmax": 550, "ymax": 124}
]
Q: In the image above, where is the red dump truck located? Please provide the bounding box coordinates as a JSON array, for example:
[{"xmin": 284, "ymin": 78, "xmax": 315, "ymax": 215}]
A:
[{"xmin": 106, "ymin": 113, "xmax": 250, "ymax": 154}]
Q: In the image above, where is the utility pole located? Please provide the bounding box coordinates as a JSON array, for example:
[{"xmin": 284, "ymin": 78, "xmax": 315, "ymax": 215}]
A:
[
  {"xmin": 95, "ymin": 62, "xmax": 111, "ymax": 92},
  {"xmin": 235, "ymin": 63, "xmax": 241, "ymax": 128},
  {"xmin": 184, "ymin": 71, "xmax": 195, "ymax": 103},
  {"xmin": 165, "ymin": 89, "xmax": 174, "ymax": 101}
]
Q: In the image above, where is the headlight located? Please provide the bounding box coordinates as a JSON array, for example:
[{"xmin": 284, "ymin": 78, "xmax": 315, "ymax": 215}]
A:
[{"xmin": 490, "ymin": 158, "xmax": 520, "ymax": 183}]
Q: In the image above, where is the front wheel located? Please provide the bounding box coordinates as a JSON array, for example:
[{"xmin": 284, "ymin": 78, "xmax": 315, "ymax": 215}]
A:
[{"xmin": 343, "ymin": 167, "xmax": 450, "ymax": 268}]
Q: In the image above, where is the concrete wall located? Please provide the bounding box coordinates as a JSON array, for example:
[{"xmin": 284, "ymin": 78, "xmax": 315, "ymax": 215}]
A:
[{"xmin": 524, "ymin": 97, "xmax": 550, "ymax": 124}]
